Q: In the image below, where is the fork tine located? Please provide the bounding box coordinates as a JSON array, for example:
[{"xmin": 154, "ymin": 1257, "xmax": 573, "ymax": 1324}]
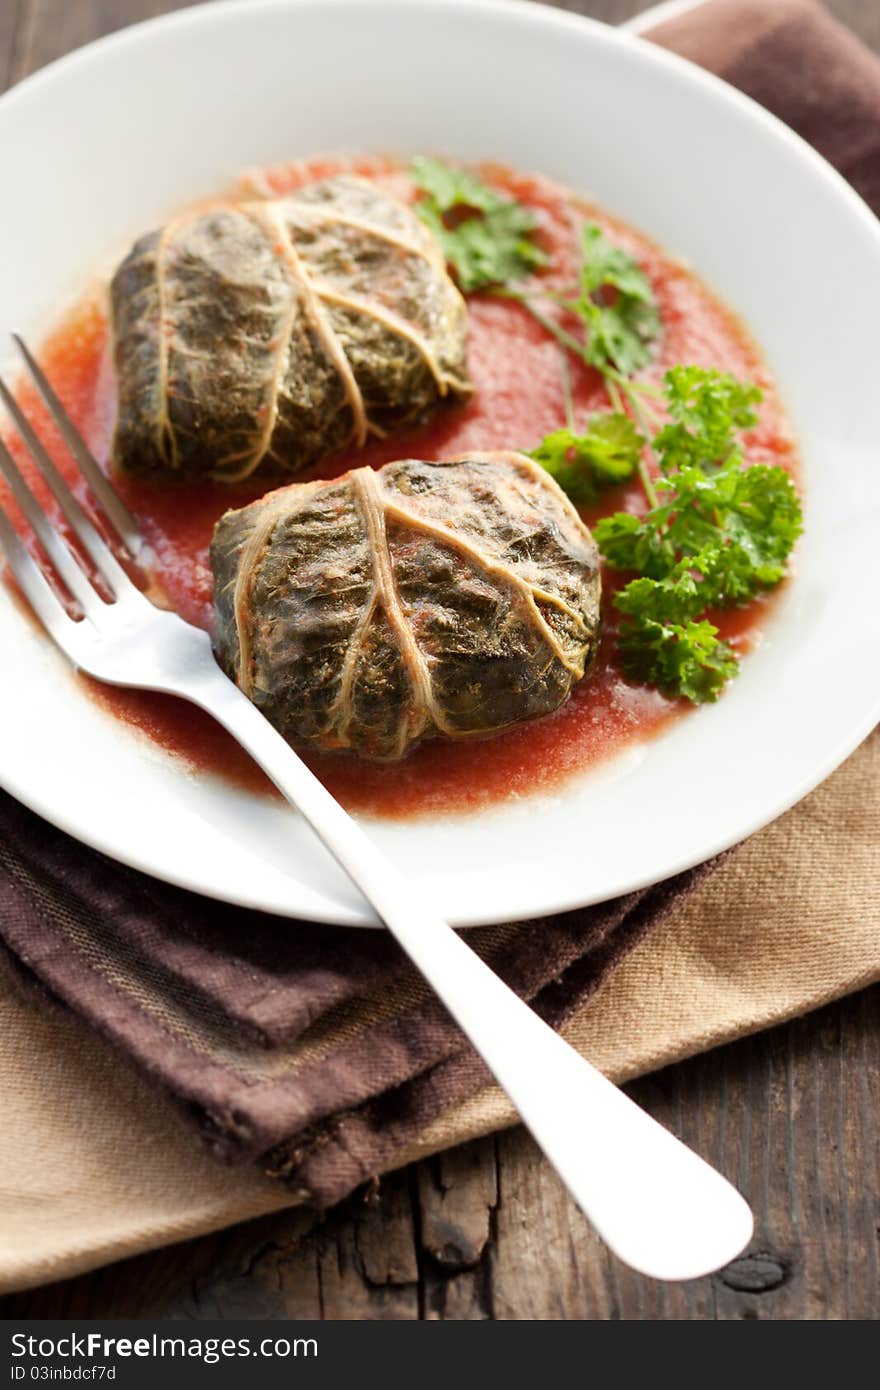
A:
[
  {"xmin": 0, "ymin": 436, "xmax": 105, "ymax": 617},
  {"xmin": 12, "ymin": 334, "xmax": 141, "ymax": 555},
  {"xmin": 0, "ymin": 498, "xmax": 79, "ymax": 650},
  {"xmin": 0, "ymin": 373, "xmax": 135, "ymax": 599}
]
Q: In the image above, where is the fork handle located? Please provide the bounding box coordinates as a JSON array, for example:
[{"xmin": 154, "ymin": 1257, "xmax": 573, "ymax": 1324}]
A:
[{"xmin": 186, "ymin": 663, "xmax": 752, "ymax": 1281}]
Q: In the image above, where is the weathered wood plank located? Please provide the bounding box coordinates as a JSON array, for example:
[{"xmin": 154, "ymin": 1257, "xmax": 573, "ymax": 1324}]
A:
[
  {"xmin": 312, "ymin": 1173, "xmax": 420, "ymax": 1320},
  {"xmin": 489, "ymin": 1128, "xmax": 619, "ymax": 1320},
  {"xmin": 8, "ymin": 0, "xmax": 213, "ymax": 85},
  {"xmin": 418, "ymin": 1141, "xmax": 498, "ymax": 1270},
  {"xmin": 417, "ymin": 1141, "xmax": 499, "ymax": 1319}
]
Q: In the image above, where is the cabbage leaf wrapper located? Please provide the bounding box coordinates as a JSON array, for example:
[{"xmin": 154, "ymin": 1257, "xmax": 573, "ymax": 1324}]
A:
[
  {"xmin": 111, "ymin": 176, "xmax": 472, "ymax": 482},
  {"xmin": 211, "ymin": 453, "xmax": 602, "ymax": 761}
]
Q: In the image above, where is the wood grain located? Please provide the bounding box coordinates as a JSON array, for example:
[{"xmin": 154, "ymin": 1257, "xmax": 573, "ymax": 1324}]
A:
[{"xmin": 0, "ymin": 0, "xmax": 877, "ymax": 1321}]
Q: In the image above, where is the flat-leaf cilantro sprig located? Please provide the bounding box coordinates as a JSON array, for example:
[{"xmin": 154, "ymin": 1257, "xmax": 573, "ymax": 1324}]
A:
[
  {"xmin": 530, "ymin": 413, "xmax": 643, "ymax": 505},
  {"xmin": 411, "ymin": 157, "xmax": 661, "ymax": 419},
  {"xmin": 511, "ymin": 219, "xmax": 665, "ymax": 503},
  {"xmin": 411, "ymin": 158, "xmax": 660, "ymax": 497},
  {"xmin": 411, "ymin": 156, "xmax": 548, "ymax": 293},
  {"xmin": 498, "ymin": 217, "xmax": 663, "ymax": 431},
  {"xmin": 528, "ymin": 356, "xmax": 643, "ymax": 505},
  {"xmin": 566, "ymin": 223, "xmax": 661, "ymax": 380}
]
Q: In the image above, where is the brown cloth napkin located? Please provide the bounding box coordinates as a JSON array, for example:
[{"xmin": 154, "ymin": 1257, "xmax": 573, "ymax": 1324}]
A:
[
  {"xmin": 1, "ymin": 0, "xmax": 879, "ymax": 1231},
  {"xmin": 0, "ymin": 792, "xmax": 709, "ymax": 1206},
  {"xmin": 649, "ymin": 0, "xmax": 880, "ymax": 214}
]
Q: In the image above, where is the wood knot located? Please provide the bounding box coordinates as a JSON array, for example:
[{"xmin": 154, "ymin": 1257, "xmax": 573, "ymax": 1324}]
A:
[
  {"xmin": 424, "ymin": 1217, "xmax": 484, "ymax": 1271},
  {"xmin": 719, "ymin": 1252, "xmax": 789, "ymax": 1293}
]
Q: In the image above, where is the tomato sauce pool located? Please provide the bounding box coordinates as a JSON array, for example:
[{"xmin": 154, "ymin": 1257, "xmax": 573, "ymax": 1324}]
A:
[{"xmin": 2, "ymin": 160, "xmax": 797, "ymax": 819}]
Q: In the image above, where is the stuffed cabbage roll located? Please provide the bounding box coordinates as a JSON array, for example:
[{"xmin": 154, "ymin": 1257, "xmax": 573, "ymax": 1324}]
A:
[
  {"xmin": 211, "ymin": 452, "xmax": 601, "ymax": 761},
  {"xmin": 110, "ymin": 176, "xmax": 471, "ymax": 482}
]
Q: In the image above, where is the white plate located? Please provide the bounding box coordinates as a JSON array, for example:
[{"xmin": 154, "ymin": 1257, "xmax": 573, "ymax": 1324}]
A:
[{"xmin": 1, "ymin": 0, "xmax": 878, "ymax": 928}]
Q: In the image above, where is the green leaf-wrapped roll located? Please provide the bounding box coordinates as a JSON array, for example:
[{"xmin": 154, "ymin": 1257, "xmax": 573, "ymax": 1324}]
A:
[
  {"xmin": 110, "ymin": 176, "xmax": 472, "ymax": 482},
  {"xmin": 211, "ymin": 452, "xmax": 601, "ymax": 761}
]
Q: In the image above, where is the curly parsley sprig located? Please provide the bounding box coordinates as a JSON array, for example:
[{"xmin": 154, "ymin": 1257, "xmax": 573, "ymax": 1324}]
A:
[
  {"xmin": 593, "ymin": 368, "xmax": 803, "ymax": 703},
  {"xmin": 530, "ymin": 368, "xmax": 802, "ymax": 703},
  {"xmin": 614, "ymin": 550, "xmax": 741, "ymax": 704}
]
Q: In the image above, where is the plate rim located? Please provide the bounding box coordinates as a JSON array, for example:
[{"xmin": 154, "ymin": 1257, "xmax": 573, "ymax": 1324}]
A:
[{"xmin": 1, "ymin": 0, "xmax": 879, "ymax": 929}]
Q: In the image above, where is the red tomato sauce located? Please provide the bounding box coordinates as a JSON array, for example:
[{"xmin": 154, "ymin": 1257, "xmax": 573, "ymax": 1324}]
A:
[{"xmin": 1, "ymin": 159, "xmax": 797, "ymax": 819}]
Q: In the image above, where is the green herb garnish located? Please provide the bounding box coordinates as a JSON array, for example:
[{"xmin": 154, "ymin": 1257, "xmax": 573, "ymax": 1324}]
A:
[
  {"xmin": 592, "ymin": 367, "xmax": 803, "ymax": 703},
  {"xmin": 411, "ymin": 156, "xmax": 547, "ymax": 293},
  {"xmin": 613, "ymin": 550, "xmax": 740, "ymax": 705},
  {"xmin": 529, "ymin": 413, "xmax": 643, "ymax": 504},
  {"xmin": 595, "ymin": 368, "xmax": 802, "ymax": 597},
  {"xmin": 504, "ymin": 221, "xmax": 662, "ymax": 406},
  {"xmin": 413, "ymin": 164, "xmax": 802, "ymax": 706},
  {"xmin": 567, "ymin": 224, "xmax": 661, "ymax": 378},
  {"xmin": 512, "ymin": 222, "xmax": 662, "ymax": 502}
]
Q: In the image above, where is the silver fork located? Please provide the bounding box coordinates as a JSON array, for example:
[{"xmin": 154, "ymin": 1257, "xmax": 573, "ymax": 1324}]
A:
[{"xmin": 0, "ymin": 335, "xmax": 753, "ymax": 1281}]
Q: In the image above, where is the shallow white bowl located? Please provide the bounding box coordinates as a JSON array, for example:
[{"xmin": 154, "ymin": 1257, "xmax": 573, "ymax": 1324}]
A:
[{"xmin": 1, "ymin": 0, "xmax": 878, "ymax": 927}]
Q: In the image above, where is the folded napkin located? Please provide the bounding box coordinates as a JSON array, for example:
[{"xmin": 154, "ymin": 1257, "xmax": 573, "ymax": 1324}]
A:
[
  {"xmin": 0, "ymin": 0, "xmax": 878, "ymax": 1291},
  {"xmin": 0, "ymin": 789, "xmax": 712, "ymax": 1205}
]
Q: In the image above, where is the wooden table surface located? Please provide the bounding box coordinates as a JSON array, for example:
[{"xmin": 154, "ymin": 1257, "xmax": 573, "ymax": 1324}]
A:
[{"xmin": 1, "ymin": 0, "xmax": 878, "ymax": 1322}]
